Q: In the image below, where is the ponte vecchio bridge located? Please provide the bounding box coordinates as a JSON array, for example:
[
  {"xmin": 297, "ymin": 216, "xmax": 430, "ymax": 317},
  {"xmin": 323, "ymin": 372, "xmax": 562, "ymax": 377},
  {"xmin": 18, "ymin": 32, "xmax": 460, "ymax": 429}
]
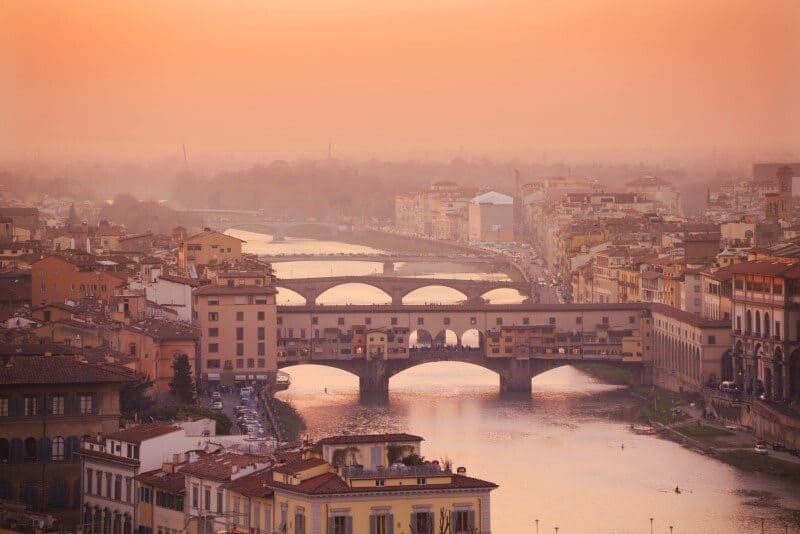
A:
[{"xmin": 275, "ymin": 302, "xmax": 653, "ymax": 397}]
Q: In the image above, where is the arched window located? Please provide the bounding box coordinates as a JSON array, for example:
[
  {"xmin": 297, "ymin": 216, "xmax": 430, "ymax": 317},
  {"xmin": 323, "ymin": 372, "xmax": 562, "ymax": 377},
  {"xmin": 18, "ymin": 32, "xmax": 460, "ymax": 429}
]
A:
[
  {"xmin": 0, "ymin": 439, "xmax": 8, "ymax": 463},
  {"xmin": 736, "ymin": 316, "xmax": 741, "ymax": 331},
  {"xmin": 755, "ymin": 311, "xmax": 761, "ymax": 334},
  {"xmin": 764, "ymin": 313, "xmax": 770, "ymax": 337},
  {"xmin": 745, "ymin": 310, "xmax": 752, "ymax": 333},
  {"xmin": 23, "ymin": 437, "xmax": 37, "ymax": 461},
  {"xmin": 52, "ymin": 436, "xmax": 65, "ymax": 461}
]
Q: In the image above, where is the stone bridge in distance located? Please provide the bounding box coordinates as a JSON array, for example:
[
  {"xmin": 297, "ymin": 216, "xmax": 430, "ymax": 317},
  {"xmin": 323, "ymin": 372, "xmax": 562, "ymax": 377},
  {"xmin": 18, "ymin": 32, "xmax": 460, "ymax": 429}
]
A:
[
  {"xmin": 277, "ymin": 276, "xmax": 531, "ymax": 305},
  {"xmin": 277, "ymin": 348, "xmax": 648, "ymax": 397}
]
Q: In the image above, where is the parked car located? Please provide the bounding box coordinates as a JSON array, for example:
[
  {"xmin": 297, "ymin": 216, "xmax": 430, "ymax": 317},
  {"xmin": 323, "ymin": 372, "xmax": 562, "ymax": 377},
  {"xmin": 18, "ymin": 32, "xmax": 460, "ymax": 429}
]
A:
[
  {"xmin": 772, "ymin": 442, "xmax": 786, "ymax": 452},
  {"xmin": 211, "ymin": 401, "xmax": 223, "ymax": 410},
  {"xmin": 789, "ymin": 448, "xmax": 800, "ymax": 458},
  {"xmin": 211, "ymin": 391, "xmax": 222, "ymax": 401},
  {"xmin": 754, "ymin": 442, "xmax": 769, "ymax": 455}
]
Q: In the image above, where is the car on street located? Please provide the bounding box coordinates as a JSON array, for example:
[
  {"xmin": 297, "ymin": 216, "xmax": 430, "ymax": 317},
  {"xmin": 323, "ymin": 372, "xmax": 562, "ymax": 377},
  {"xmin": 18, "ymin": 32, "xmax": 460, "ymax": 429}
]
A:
[
  {"xmin": 754, "ymin": 442, "xmax": 769, "ymax": 455},
  {"xmin": 211, "ymin": 400, "xmax": 223, "ymax": 410}
]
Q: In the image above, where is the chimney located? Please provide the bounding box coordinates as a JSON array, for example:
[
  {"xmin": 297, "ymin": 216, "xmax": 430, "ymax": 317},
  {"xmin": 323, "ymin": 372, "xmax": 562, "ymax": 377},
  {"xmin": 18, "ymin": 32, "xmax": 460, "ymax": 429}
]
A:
[
  {"xmin": 162, "ymin": 462, "xmax": 174, "ymax": 474},
  {"xmin": 457, "ymin": 466, "xmax": 466, "ymax": 475}
]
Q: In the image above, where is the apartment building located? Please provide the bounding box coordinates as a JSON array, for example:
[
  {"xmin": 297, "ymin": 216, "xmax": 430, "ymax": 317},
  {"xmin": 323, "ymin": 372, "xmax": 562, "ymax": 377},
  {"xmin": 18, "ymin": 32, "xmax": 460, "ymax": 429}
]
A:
[
  {"xmin": 31, "ymin": 255, "xmax": 127, "ymax": 306},
  {"xmin": 729, "ymin": 258, "xmax": 800, "ymax": 402},
  {"xmin": 194, "ymin": 271, "xmax": 278, "ymax": 387},
  {"xmin": 0, "ymin": 351, "xmax": 133, "ymax": 530},
  {"xmin": 177, "ymin": 230, "xmax": 244, "ymax": 270}
]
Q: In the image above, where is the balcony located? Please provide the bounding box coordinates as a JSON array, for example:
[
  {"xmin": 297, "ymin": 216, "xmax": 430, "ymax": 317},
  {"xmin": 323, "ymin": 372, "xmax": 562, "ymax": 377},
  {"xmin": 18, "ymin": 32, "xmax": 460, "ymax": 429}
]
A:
[{"xmin": 341, "ymin": 464, "xmax": 449, "ymax": 480}]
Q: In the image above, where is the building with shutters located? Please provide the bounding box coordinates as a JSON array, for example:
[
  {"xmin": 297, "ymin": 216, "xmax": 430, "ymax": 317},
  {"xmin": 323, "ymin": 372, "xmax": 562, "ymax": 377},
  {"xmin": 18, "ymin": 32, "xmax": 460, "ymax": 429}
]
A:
[{"xmin": 0, "ymin": 349, "xmax": 134, "ymax": 531}]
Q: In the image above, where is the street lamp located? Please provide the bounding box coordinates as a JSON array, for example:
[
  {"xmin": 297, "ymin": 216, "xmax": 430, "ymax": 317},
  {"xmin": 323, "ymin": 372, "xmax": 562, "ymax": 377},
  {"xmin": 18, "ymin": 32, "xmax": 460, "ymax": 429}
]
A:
[
  {"xmin": 554, "ymin": 527, "xmax": 558, "ymax": 534},
  {"xmin": 669, "ymin": 526, "xmax": 673, "ymax": 534},
  {"xmin": 534, "ymin": 519, "xmax": 539, "ymax": 534},
  {"xmin": 650, "ymin": 517, "xmax": 654, "ymax": 534}
]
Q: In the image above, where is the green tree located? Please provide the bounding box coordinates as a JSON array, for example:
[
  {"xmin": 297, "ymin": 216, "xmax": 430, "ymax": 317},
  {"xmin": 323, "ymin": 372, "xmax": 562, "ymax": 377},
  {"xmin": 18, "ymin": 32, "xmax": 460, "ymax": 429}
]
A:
[
  {"xmin": 120, "ymin": 372, "xmax": 155, "ymax": 421},
  {"xmin": 170, "ymin": 354, "xmax": 196, "ymax": 404}
]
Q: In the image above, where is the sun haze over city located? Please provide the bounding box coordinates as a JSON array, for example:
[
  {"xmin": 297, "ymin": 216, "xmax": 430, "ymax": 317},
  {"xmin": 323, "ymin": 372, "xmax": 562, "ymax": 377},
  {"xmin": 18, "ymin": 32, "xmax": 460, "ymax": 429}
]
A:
[{"xmin": 1, "ymin": 0, "xmax": 799, "ymax": 160}]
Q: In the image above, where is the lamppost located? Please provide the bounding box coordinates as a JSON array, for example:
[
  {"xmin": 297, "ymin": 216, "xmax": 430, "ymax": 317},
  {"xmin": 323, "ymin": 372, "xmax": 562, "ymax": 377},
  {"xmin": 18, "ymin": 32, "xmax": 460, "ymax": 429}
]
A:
[
  {"xmin": 535, "ymin": 519, "xmax": 539, "ymax": 534},
  {"xmin": 669, "ymin": 526, "xmax": 673, "ymax": 534},
  {"xmin": 650, "ymin": 517, "xmax": 654, "ymax": 534},
  {"xmin": 554, "ymin": 527, "xmax": 559, "ymax": 534}
]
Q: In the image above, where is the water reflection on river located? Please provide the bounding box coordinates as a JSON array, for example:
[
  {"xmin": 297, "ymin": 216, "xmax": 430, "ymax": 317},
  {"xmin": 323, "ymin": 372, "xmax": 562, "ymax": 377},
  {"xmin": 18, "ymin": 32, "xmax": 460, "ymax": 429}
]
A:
[{"xmin": 230, "ymin": 229, "xmax": 800, "ymax": 532}]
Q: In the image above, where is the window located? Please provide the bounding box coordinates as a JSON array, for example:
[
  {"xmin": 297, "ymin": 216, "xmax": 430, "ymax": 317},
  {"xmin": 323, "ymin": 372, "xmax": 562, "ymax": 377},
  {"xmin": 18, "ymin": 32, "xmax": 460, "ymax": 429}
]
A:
[
  {"xmin": 204, "ymin": 486, "xmax": 211, "ymax": 511},
  {"xmin": 629, "ymin": 315, "xmax": 635, "ymax": 324},
  {"xmin": 140, "ymin": 486, "xmax": 152, "ymax": 503},
  {"xmin": 332, "ymin": 516, "xmax": 348, "ymax": 534},
  {"xmin": 236, "ymin": 359, "xmax": 244, "ymax": 368},
  {"xmin": 207, "ymin": 359, "xmax": 221, "ymax": 369},
  {"xmin": 365, "ymin": 317, "xmax": 372, "ymax": 325},
  {"xmin": 416, "ymin": 477, "xmax": 427, "ymax": 484},
  {"xmin": 208, "ymin": 312, "xmax": 219, "ymax": 321},
  {"xmin": 295, "ymin": 511, "xmax": 305, "ymax": 534},
  {"xmin": 236, "ymin": 311, "xmax": 244, "ymax": 321},
  {"xmin": 236, "ymin": 343, "xmax": 244, "ymax": 356},
  {"xmin": 277, "ymin": 316, "xmax": 283, "ymax": 325},
  {"xmin": 453, "ymin": 510, "xmax": 473, "ymax": 534},
  {"xmin": 24, "ymin": 396, "xmax": 39, "ymax": 416},
  {"xmin": 443, "ymin": 317, "xmax": 450, "ymax": 325},
  {"xmin": 114, "ymin": 475, "xmax": 122, "ymax": 500},
  {"xmin": 207, "ymin": 297, "xmax": 219, "ymax": 306},
  {"xmin": 232, "ymin": 497, "xmax": 240, "ymax": 525},
  {"xmin": 374, "ymin": 514, "xmax": 390, "ymax": 534},
  {"xmin": 0, "ymin": 397, "xmax": 8, "ymax": 417},
  {"xmin": 191, "ymin": 484, "xmax": 198, "ymax": 508},
  {"xmin": 258, "ymin": 311, "xmax": 266, "ymax": 321},
  {"xmin": 417, "ymin": 317, "xmax": 424, "ymax": 325},
  {"xmin": 337, "ymin": 317, "xmax": 345, "ymax": 325},
  {"xmin": 496, "ymin": 317, "xmax": 503, "ymax": 325},
  {"xmin": 79, "ymin": 394, "xmax": 93, "ymax": 414},
  {"xmin": 106, "ymin": 473, "xmax": 112, "ymax": 497},
  {"xmin": 217, "ymin": 490, "xmax": 223, "ymax": 512},
  {"xmin": 96, "ymin": 471, "xmax": 102, "ymax": 495},
  {"xmin": 258, "ymin": 327, "xmax": 265, "ymax": 340},
  {"xmin": 125, "ymin": 477, "xmax": 132, "ymax": 503},
  {"xmin": 247, "ymin": 359, "xmax": 254, "ymax": 368},
  {"xmin": 51, "ymin": 395, "xmax": 64, "ymax": 415},
  {"xmin": 413, "ymin": 512, "xmax": 433, "ymax": 534},
  {"xmin": 708, "ymin": 336, "xmax": 716, "ymax": 345},
  {"xmin": 51, "ymin": 436, "xmax": 65, "ymax": 461},
  {"xmin": 86, "ymin": 468, "xmax": 93, "ymax": 494},
  {"xmin": 549, "ymin": 317, "xmax": 556, "ymax": 325},
  {"xmin": 391, "ymin": 317, "xmax": 398, "ymax": 325},
  {"xmin": 208, "ymin": 343, "xmax": 219, "ymax": 353},
  {"xmin": 258, "ymin": 343, "xmax": 265, "ymax": 356},
  {"xmin": 602, "ymin": 316, "xmax": 609, "ymax": 324},
  {"xmin": 0, "ymin": 439, "xmax": 8, "ymax": 463},
  {"xmin": 257, "ymin": 358, "xmax": 265, "ymax": 368},
  {"xmin": 576, "ymin": 316, "xmax": 583, "ymax": 325},
  {"xmin": 208, "ymin": 328, "xmax": 219, "ymax": 337}
]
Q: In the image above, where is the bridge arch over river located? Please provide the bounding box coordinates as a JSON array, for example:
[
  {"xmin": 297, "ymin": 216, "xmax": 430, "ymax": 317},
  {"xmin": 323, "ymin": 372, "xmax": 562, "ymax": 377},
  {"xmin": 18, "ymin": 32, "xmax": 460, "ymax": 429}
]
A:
[
  {"xmin": 277, "ymin": 350, "xmax": 646, "ymax": 397},
  {"xmin": 277, "ymin": 276, "xmax": 530, "ymax": 305}
]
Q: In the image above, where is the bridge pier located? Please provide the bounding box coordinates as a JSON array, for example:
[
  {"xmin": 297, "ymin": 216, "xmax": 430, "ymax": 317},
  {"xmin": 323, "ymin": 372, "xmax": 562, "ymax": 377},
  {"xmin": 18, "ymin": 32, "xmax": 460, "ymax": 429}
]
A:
[
  {"xmin": 498, "ymin": 358, "xmax": 533, "ymax": 394},
  {"xmin": 358, "ymin": 359, "xmax": 390, "ymax": 398}
]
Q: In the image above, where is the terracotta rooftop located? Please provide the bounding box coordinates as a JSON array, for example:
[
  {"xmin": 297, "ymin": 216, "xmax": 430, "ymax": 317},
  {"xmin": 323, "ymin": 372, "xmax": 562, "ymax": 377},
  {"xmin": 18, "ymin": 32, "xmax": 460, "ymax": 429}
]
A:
[
  {"xmin": 124, "ymin": 319, "xmax": 198, "ymax": 341},
  {"xmin": 268, "ymin": 471, "xmax": 497, "ymax": 496},
  {"xmin": 317, "ymin": 433, "xmax": 423, "ymax": 446},
  {"xmin": 272, "ymin": 457, "xmax": 327, "ymax": 475},
  {"xmin": 105, "ymin": 423, "xmax": 182, "ymax": 444},
  {"xmin": 726, "ymin": 258, "xmax": 800, "ymax": 278},
  {"xmin": 159, "ymin": 274, "xmax": 205, "ymax": 287},
  {"xmin": 221, "ymin": 468, "xmax": 275, "ymax": 498},
  {"xmin": 180, "ymin": 452, "xmax": 271, "ymax": 482},
  {"xmin": 195, "ymin": 285, "xmax": 277, "ymax": 296},
  {"xmin": 650, "ymin": 303, "xmax": 730, "ymax": 329},
  {"xmin": 0, "ymin": 354, "xmax": 135, "ymax": 385},
  {"xmin": 135, "ymin": 468, "xmax": 187, "ymax": 493}
]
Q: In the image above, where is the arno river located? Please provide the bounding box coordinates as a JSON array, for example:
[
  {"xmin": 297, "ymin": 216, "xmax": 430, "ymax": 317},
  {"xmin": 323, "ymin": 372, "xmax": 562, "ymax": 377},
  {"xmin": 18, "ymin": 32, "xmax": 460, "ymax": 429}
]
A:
[{"xmin": 230, "ymin": 229, "xmax": 800, "ymax": 533}]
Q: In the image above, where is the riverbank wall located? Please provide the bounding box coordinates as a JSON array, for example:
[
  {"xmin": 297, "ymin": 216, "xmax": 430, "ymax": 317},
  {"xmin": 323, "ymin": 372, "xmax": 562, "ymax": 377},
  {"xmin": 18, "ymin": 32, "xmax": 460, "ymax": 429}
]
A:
[{"xmin": 704, "ymin": 389, "xmax": 800, "ymax": 449}]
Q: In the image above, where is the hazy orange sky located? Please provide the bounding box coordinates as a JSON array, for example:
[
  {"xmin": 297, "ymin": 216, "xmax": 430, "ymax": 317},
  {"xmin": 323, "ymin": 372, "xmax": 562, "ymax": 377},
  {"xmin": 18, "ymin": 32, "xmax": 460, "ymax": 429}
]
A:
[{"xmin": 1, "ymin": 0, "xmax": 798, "ymax": 160}]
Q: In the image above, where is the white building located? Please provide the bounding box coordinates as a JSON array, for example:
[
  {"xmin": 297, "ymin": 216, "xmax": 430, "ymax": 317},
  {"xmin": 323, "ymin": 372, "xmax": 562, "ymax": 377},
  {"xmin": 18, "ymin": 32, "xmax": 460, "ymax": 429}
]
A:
[{"xmin": 468, "ymin": 191, "xmax": 514, "ymax": 243}]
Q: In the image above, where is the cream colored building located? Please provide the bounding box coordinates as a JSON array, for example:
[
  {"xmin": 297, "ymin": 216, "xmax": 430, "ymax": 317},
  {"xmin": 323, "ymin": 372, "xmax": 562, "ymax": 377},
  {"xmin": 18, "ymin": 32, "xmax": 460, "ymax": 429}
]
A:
[{"xmin": 178, "ymin": 229, "xmax": 244, "ymax": 269}]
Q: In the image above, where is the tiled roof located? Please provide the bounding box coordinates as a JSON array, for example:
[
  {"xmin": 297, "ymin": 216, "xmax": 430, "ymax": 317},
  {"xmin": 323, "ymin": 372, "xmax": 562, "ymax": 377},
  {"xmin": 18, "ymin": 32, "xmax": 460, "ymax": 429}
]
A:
[
  {"xmin": 0, "ymin": 354, "xmax": 136, "ymax": 385},
  {"xmin": 195, "ymin": 285, "xmax": 277, "ymax": 296},
  {"xmin": 180, "ymin": 452, "xmax": 271, "ymax": 482},
  {"xmin": 649, "ymin": 303, "xmax": 730, "ymax": 329},
  {"xmin": 106, "ymin": 423, "xmax": 182, "ymax": 444},
  {"xmin": 269, "ymin": 472, "xmax": 497, "ymax": 496},
  {"xmin": 186, "ymin": 230, "xmax": 246, "ymax": 242},
  {"xmin": 124, "ymin": 319, "xmax": 198, "ymax": 341},
  {"xmin": 272, "ymin": 457, "xmax": 327, "ymax": 475},
  {"xmin": 159, "ymin": 274, "xmax": 205, "ymax": 287},
  {"xmin": 0, "ymin": 343, "xmax": 81, "ymax": 356},
  {"xmin": 317, "ymin": 433, "xmax": 423, "ymax": 446},
  {"xmin": 726, "ymin": 258, "xmax": 800, "ymax": 278},
  {"xmin": 79, "ymin": 447, "xmax": 140, "ymax": 466},
  {"xmin": 135, "ymin": 468, "xmax": 186, "ymax": 493},
  {"xmin": 221, "ymin": 469, "xmax": 275, "ymax": 498}
]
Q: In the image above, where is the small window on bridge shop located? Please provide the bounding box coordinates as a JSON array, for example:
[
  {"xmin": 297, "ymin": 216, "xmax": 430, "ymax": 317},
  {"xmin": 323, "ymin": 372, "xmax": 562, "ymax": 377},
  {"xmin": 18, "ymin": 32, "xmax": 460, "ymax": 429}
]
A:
[
  {"xmin": 338, "ymin": 317, "xmax": 345, "ymax": 325},
  {"xmin": 391, "ymin": 317, "xmax": 398, "ymax": 325},
  {"xmin": 312, "ymin": 316, "xmax": 318, "ymax": 325},
  {"xmin": 491, "ymin": 348, "xmax": 500, "ymax": 354},
  {"xmin": 602, "ymin": 316, "xmax": 609, "ymax": 324},
  {"xmin": 708, "ymin": 336, "xmax": 716, "ymax": 345},
  {"xmin": 365, "ymin": 317, "xmax": 372, "ymax": 325},
  {"xmin": 417, "ymin": 317, "xmax": 424, "ymax": 325},
  {"xmin": 576, "ymin": 316, "xmax": 583, "ymax": 324},
  {"xmin": 444, "ymin": 317, "xmax": 451, "ymax": 325},
  {"xmin": 496, "ymin": 317, "xmax": 503, "ymax": 325},
  {"xmin": 549, "ymin": 317, "xmax": 556, "ymax": 325},
  {"xmin": 523, "ymin": 317, "xmax": 529, "ymax": 325},
  {"xmin": 629, "ymin": 316, "xmax": 635, "ymax": 324}
]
